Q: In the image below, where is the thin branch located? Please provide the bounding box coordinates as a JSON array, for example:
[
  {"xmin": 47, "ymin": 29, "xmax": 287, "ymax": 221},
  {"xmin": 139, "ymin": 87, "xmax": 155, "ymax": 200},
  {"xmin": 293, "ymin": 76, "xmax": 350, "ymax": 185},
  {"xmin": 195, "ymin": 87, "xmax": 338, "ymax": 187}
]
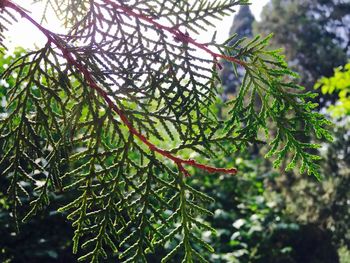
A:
[
  {"xmin": 102, "ymin": 0, "xmax": 247, "ymax": 67},
  {"xmin": 2, "ymin": 0, "xmax": 238, "ymax": 176}
]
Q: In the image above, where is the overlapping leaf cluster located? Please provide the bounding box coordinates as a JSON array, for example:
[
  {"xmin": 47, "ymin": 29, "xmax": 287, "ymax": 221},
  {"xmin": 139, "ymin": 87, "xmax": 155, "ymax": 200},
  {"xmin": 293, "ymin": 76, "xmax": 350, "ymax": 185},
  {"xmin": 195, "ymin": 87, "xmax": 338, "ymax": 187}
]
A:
[
  {"xmin": 0, "ymin": 0, "xmax": 331, "ymax": 262},
  {"xmin": 218, "ymin": 34, "xmax": 333, "ymax": 179},
  {"xmin": 0, "ymin": 4, "xmax": 16, "ymax": 51}
]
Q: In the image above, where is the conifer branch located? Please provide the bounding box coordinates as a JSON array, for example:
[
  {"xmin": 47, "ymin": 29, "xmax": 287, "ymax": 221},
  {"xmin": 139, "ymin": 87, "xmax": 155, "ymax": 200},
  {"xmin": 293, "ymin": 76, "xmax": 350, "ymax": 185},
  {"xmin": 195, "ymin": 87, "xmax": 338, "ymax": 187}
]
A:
[
  {"xmin": 2, "ymin": 0, "xmax": 238, "ymax": 177},
  {"xmin": 0, "ymin": 0, "xmax": 333, "ymax": 261},
  {"xmin": 102, "ymin": 0, "xmax": 247, "ymax": 67}
]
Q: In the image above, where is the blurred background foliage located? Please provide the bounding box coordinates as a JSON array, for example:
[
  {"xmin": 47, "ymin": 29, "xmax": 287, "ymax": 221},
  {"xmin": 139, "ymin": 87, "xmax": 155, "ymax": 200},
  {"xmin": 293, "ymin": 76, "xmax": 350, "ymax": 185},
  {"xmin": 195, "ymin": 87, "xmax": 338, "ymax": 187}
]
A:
[
  {"xmin": 315, "ymin": 63, "xmax": 350, "ymax": 118},
  {"xmin": 1, "ymin": 0, "xmax": 350, "ymax": 262}
]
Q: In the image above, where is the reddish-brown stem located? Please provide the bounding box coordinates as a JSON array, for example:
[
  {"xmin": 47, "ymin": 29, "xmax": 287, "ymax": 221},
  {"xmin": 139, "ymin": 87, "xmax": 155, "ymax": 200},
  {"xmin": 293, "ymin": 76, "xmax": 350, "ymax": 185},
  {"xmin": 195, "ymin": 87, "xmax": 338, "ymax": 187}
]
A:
[
  {"xmin": 102, "ymin": 0, "xmax": 246, "ymax": 67},
  {"xmin": 3, "ymin": 0, "xmax": 238, "ymax": 176}
]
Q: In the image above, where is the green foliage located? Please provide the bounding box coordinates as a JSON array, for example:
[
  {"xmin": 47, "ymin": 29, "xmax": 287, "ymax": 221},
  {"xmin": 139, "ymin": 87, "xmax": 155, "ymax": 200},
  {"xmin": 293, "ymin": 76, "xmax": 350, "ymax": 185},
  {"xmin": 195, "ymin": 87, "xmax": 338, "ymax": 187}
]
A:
[
  {"xmin": 315, "ymin": 63, "xmax": 350, "ymax": 118},
  {"xmin": 0, "ymin": 48, "xmax": 76, "ymax": 262},
  {"xmin": 264, "ymin": 120, "xmax": 350, "ymax": 251},
  {"xmin": 252, "ymin": 3, "xmax": 350, "ymax": 261},
  {"xmin": 220, "ymin": 5, "xmax": 255, "ymax": 94},
  {"xmin": 0, "ymin": 0, "xmax": 332, "ymax": 262},
  {"xmin": 256, "ymin": 0, "xmax": 350, "ymax": 90},
  {"xmin": 219, "ymin": 34, "xmax": 332, "ymax": 179},
  {"xmin": 188, "ymin": 156, "xmax": 287, "ymax": 262},
  {"xmin": 339, "ymin": 246, "xmax": 350, "ymax": 263}
]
